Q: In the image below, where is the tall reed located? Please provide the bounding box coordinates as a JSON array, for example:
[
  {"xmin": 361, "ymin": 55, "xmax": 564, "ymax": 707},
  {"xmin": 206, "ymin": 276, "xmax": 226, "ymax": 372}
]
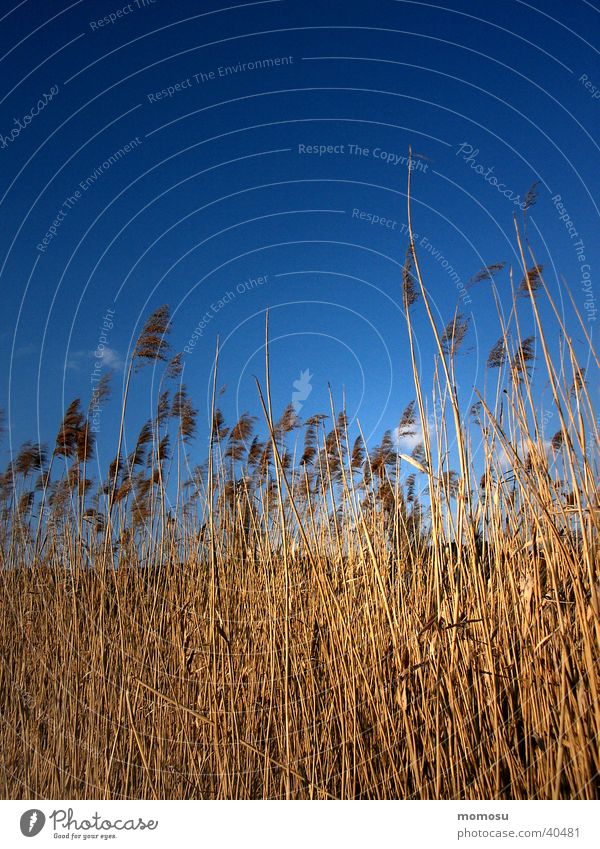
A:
[{"xmin": 0, "ymin": 199, "xmax": 598, "ymax": 800}]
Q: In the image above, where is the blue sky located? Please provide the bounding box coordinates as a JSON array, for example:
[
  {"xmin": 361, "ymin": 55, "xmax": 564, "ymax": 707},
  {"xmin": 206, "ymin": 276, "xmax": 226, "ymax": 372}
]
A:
[{"xmin": 0, "ymin": 0, "xmax": 598, "ymax": 476}]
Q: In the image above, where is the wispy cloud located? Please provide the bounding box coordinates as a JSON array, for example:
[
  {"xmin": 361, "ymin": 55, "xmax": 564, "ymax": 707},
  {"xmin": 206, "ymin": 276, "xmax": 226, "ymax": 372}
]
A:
[
  {"xmin": 67, "ymin": 346, "xmax": 123, "ymax": 372},
  {"xmin": 98, "ymin": 346, "xmax": 123, "ymax": 369},
  {"xmin": 14, "ymin": 344, "xmax": 37, "ymax": 359}
]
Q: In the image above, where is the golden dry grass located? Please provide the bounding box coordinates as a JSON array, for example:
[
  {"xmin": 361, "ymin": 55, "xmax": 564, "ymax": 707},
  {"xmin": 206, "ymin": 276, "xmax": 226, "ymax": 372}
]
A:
[{"xmin": 0, "ymin": 196, "xmax": 598, "ymax": 800}]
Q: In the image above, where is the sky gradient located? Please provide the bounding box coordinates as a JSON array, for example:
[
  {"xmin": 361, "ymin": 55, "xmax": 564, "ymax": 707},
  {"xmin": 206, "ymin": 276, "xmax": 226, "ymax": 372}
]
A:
[{"xmin": 1, "ymin": 0, "xmax": 598, "ymax": 480}]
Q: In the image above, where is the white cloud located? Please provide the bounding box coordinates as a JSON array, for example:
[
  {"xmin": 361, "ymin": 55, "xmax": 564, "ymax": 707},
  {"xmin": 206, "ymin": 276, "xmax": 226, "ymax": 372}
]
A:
[
  {"xmin": 394, "ymin": 421, "xmax": 428, "ymax": 452},
  {"xmin": 97, "ymin": 346, "xmax": 123, "ymax": 370},
  {"xmin": 67, "ymin": 346, "xmax": 123, "ymax": 372}
]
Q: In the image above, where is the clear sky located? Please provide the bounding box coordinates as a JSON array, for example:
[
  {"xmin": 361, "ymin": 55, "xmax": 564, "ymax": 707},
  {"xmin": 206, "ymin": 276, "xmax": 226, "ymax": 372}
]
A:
[{"xmin": 0, "ymin": 0, "xmax": 598, "ymax": 478}]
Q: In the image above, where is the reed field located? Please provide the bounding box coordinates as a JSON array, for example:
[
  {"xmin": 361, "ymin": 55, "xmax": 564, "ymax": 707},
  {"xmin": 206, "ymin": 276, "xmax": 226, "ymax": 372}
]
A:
[{"xmin": 0, "ymin": 208, "xmax": 598, "ymax": 800}]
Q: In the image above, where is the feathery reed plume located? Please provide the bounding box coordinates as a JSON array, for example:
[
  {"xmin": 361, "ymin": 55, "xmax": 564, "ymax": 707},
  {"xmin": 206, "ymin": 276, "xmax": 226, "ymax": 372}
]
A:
[
  {"xmin": 411, "ymin": 442, "xmax": 426, "ymax": 468},
  {"xmin": 77, "ymin": 371, "xmax": 111, "ymax": 541},
  {"xmin": 511, "ymin": 335, "xmax": 536, "ymax": 381},
  {"xmin": 89, "ymin": 370, "xmax": 112, "ymax": 410},
  {"xmin": 155, "ymin": 390, "xmax": 170, "ymax": 427},
  {"xmin": 468, "ymin": 262, "xmax": 505, "ymax": 288},
  {"xmin": 402, "ymin": 242, "xmax": 419, "ymax": 309},
  {"xmin": 127, "ymin": 420, "xmax": 153, "ymax": 474},
  {"xmin": 18, "ymin": 491, "xmax": 34, "ymax": 516},
  {"xmin": 397, "ymin": 400, "xmax": 417, "ymax": 441},
  {"xmin": 470, "ymin": 401, "xmax": 483, "ymax": 424},
  {"xmin": 440, "ymin": 313, "xmax": 470, "ymax": 357},
  {"xmin": 517, "ymin": 264, "xmax": 544, "ymax": 297},
  {"xmin": 75, "ymin": 422, "xmax": 95, "ymax": 464},
  {"xmin": 157, "ymin": 434, "xmax": 170, "ymax": 464},
  {"xmin": 211, "ymin": 409, "xmax": 229, "ymax": 445},
  {"xmin": 171, "ymin": 387, "xmax": 197, "ymax": 443},
  {"xmin": 105, "ymin": 456, "xmax": 123, "ymax": 493},
  {"xmin": 166, "ymin": 352, "xmax": 184, "ymax": 379},
  {"xmin": 300, "ymin": 424, "xmax": 318, "ymax": 467},
  {"xmin": 348, "ymin": 435, "xmax": 364, "ymax": 471},
  {"xmin": 274, "ymin": 403, "xmax": 298, "ymax": 443},
  {"xmin": 487, "ymin": 336, "xmax": 508, "ymax": 369},
  {"xmin": 441, "ymin": 469, "xmax": 459, "ymax": 498},
  {"xmin": 246, "ymin": 435, "xmax": 263, "ymax": 469},
  {"xmin": 34, "ymin": 470, "xmax": 50, "ymax": 491},
  {"xmin": 133, "ymin": 304, "xmax": 171, "ymax": 368},
  {"xmin": 15, "ymin": 442, "xmax": 47, "ymax": 478},
  {"xmin": 225, "ymin": 413, "xmax": 255, "ymax": 465},
  {"xmin": 523, "ymin": 180, "xmax": 540, "ymax": 211},
  {"xmin": 54, "ymin": 399, "xmax": 85, "ymax": 459},
  {"xmin": 171, "ymin": 386, "xmax": 197, "ymax": 515},
  {"xmin": 258, "ymin": 440, "xmax": 272, "ymax": 476},
  {"xmin": 371, "ymin": 430, "xmax": 396, "ymax": 477}
]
